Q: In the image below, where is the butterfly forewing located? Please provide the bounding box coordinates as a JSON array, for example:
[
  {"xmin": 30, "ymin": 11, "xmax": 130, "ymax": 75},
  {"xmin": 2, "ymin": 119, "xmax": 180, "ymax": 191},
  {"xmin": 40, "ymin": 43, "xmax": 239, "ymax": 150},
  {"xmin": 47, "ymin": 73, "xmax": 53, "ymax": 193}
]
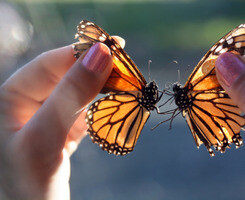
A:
[
  {"xmin": 186, "ymin": 24, "xmax": 245, "ymax": 89},
  {"xmin": 74, "ymin": 20, "xmax": 147, "ymax": 93}
]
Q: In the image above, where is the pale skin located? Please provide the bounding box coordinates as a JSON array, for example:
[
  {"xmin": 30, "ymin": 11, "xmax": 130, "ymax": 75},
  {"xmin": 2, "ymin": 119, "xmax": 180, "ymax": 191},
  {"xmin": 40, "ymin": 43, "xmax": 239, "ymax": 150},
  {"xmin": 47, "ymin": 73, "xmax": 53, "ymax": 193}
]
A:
[{"xmin": 0, "ymin": 37, "xmax": 125, "ymax": 200}]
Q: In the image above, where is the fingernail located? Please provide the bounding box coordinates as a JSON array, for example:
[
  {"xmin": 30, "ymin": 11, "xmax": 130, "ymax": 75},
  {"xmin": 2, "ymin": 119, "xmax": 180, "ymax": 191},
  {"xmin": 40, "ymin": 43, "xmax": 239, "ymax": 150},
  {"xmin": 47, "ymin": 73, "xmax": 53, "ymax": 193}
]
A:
[
  {"xmin": 216, "ymin": 52, "xmax": 245, "ymax": 87},
  {"xmin": 82, "ymin": 43, "xmax": 111, "ymax": 73}
]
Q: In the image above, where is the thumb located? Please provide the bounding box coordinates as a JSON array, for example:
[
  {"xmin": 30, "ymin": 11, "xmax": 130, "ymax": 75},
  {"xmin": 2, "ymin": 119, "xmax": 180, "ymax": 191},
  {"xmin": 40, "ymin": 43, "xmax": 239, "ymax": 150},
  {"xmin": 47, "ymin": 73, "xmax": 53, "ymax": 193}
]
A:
[{"xmin": 215, "ymin": 52, "xmax": 245, "ymax": 113}]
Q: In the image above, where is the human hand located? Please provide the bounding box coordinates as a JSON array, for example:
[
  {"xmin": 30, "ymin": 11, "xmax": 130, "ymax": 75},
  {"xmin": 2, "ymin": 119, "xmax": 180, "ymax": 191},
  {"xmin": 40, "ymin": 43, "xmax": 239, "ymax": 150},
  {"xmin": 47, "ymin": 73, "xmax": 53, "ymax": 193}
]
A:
[
  {"xmin": 0, "ymin": 37, "xmax": 124, "ymax": 200},
  {"xmin": 215, "ymin": 52, "xmax": 245, "ymax": 113}
]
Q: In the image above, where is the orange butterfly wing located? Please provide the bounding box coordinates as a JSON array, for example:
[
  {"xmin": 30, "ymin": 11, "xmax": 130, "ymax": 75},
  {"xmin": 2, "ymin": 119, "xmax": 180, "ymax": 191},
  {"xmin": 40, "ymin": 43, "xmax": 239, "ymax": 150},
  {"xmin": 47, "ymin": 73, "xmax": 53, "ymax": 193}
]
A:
[
  {"xmin": 86, "ymin": 91, "xmax": 151, "ymax": 155},
  {"xmin": 74, "ymin": 20, "xmax": 160, "ymax": 155},
  {"xmin": 182, "ymin": 24, "xmax": 245, "ymax": 156},
  {"xmin": 73, "ymin": 20, "xmax": 147, "ymax": 93},
  {"xmin": 186, "ymin": 24, "xmax": 245, "ymax": 89}
]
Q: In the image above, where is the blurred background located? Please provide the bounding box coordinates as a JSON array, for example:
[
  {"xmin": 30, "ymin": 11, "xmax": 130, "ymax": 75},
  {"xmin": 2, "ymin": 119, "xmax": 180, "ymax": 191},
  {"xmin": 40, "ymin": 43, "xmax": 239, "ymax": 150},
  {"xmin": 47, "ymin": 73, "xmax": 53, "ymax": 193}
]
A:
[{"xmin": 1, "ymin": 0, "xmax": 245, "ymax": 199}]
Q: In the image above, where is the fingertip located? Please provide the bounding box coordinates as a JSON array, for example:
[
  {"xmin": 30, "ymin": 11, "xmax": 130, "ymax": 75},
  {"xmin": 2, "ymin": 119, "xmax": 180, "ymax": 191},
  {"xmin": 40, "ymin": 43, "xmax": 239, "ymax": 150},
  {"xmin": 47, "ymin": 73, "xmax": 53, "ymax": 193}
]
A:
[
  {"xmin": 216, "ymin": 52, "xmax": 245, "ymax": 113},
  {"xmin": 80, "ymin": 42, "xmax": 113, "ymax": 74},
  {"xmin": 215, "ymin": 52, "xmax": 245, "ymax": 87},
  {"xmin": 112, "ymin": 36, "xmax": 125, "ymax": 49}
]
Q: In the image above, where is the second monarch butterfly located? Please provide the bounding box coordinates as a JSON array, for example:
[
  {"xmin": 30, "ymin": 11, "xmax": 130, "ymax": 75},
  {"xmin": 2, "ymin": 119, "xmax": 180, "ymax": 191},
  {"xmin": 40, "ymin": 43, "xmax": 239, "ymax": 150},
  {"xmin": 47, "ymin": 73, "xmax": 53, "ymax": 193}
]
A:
[
  {"xmin": 73, "ymin": 20, "xmax": 161, "ymax": 155},
  {"xmin": 157, "ymin": 24, "xmax": 245, "ymax": 156}
]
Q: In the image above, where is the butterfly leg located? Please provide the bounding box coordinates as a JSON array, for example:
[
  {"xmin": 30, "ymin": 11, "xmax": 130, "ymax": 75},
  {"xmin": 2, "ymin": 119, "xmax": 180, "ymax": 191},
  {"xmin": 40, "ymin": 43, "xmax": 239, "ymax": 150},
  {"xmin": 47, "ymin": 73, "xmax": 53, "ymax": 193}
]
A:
[{"xmin": 152, "ymin": 109, "xmax": 181, "ymax": 130}]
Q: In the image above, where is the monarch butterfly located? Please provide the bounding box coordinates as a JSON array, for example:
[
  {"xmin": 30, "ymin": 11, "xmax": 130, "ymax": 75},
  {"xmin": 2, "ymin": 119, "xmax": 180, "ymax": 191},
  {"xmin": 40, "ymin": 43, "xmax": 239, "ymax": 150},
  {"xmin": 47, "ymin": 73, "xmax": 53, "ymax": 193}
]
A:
[
  {"xmin": 158, "ymin": 24, "xmax": 245, "ymax": 156},
  {"xmin": 73, "ymin": 20, "xmax": 161, "ymax": 155}
]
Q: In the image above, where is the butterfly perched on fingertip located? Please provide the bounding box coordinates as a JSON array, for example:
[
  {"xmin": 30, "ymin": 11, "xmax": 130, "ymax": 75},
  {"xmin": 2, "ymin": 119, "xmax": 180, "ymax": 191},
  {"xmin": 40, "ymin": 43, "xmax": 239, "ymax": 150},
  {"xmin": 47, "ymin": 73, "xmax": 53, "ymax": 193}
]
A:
[
  {"xmin": 157, "ymin": 24, "xmax": 245, "ymax": 156},
  {"xmin": 73, "ymin": 20, "xmax": 161, "ymax": 155}
]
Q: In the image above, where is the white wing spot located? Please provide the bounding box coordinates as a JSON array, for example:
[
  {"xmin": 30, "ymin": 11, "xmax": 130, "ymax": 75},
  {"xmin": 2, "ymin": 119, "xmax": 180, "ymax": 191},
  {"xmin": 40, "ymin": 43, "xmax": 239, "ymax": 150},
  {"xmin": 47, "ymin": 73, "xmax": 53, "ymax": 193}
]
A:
[
  {"xmin": 215, "ymin": 45, "xmax": 223, "ymax": 53},
  {"xmin": 87, "ymin": 110, "xmax": 92, "ymax": 115},
  {"xmin": 99, "ymin": 36, "xmax": 106, "ymax": 42},
  {"xmin": 111, "ymin": 45, "xmax": 116, "ymax": 50},
  {"xmin": 210, "ymin": 45, "xmax": 217, "ymax": 52},
  {"xmin": 219, "ymin": 48, "xmax": 227, "ymax": 54},
  {"xmin": 226, "ymin": 38, "xmax": 233, "ymax": 45},
  {"xmin": 226, "ymin": 35, "xmax": 232, "ymax": 40},
  {"xmin": 238, "ymin": 24, "xmax": 245, "ymax": 28},
  {"xmin": 219, "ymin": 38, "xmax": 225, "ymax": 43},
  {"xmin": 87, "ymin": 22, "xmax": 94, "ymax": 26},
  {"xmin": 235, "ymin": 42, "xmax": 242, "ymax": 48}
]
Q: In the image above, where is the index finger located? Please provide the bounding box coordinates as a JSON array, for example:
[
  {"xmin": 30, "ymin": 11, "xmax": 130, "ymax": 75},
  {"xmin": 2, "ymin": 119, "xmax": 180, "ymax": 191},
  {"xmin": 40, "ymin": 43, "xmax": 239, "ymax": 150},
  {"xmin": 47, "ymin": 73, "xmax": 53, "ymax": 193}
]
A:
[
  {"xmin": 2, "ymin": 36, "xmax": 125, "ymax": 102},
  {"xmin": 2, "ymin": 45, "xmax": 76, "ymax": 102}
]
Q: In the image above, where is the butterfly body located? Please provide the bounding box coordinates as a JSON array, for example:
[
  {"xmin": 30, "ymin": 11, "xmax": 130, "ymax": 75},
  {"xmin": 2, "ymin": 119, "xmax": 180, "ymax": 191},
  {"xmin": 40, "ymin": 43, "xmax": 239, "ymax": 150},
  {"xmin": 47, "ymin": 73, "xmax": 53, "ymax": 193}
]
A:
[
  {"xmin": 173, "ymin": 83, "xmax": 192, "ymax": 111},
  {"xmin": 141, "ymin": 81, "xmax": 160, "ymax": 111}
]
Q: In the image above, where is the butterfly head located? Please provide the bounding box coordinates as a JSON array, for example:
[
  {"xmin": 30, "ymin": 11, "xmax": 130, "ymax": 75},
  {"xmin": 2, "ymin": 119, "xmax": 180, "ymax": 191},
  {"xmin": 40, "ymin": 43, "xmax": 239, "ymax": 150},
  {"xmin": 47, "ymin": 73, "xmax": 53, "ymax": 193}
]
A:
[{"xmin": 172, "ymin": 82, "xmax": 182, "ymax": 93}]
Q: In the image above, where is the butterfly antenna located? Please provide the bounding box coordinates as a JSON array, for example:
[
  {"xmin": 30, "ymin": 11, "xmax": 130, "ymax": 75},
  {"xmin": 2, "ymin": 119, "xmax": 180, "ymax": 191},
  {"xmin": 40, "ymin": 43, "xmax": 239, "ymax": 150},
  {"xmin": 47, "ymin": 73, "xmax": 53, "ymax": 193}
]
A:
[
  {"xmin": 164, "ymin": 60, "xmax": 178, "ymax": 68},
  {"xmin": 148, "ymin": 60, "xmax": 152, "ymax": 82},
  {"xmin": 178, "ymin": 69, "xmax": 181, "ymax": 83},
  {"xmin": 165, "ymin": 82, "xmax": 173, "ymax": 91}
]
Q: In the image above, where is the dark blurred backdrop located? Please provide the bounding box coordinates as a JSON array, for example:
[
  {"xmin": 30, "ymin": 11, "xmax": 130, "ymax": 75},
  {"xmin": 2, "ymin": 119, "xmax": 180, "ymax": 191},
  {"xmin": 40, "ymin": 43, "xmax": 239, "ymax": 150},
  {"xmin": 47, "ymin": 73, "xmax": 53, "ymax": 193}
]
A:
[{"xmin": 2, "ymin": 0, "xmax": 245, "ymax": 199}]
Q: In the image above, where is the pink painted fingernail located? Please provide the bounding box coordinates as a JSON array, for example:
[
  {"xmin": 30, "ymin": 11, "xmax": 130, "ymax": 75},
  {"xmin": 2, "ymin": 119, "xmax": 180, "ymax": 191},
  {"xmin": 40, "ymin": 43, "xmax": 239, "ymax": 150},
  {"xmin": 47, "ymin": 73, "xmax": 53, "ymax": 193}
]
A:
[
  {"xmin": 216, "ymin": 52, "xmax": 245, "ymax": 87},
  {"xmin": 82, "ymin": 43, "xmax": 111, "ymax": 73}
]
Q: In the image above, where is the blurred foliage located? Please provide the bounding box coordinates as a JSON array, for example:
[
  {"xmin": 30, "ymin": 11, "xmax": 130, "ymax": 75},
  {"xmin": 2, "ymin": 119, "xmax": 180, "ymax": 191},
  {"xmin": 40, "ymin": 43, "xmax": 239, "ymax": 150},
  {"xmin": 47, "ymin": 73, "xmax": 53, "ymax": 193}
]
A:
[
  {"xmin": 11, "ymin": 0, "xmax": 245, "ymax": 48},
  {"xmin": 3, "ymin": 0, "xmax": 245, "ymax": 85},
  {"xmin": 6, "ymin": 0, "xmax": 245, "ymax": 67}
]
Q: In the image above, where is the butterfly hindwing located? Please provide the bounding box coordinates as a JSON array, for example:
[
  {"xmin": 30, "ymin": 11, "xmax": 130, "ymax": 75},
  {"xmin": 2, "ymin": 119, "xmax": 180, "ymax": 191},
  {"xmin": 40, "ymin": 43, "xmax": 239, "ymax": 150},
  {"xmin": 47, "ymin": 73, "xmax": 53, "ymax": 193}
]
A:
[
  {"xmin": 187, "ymin": 91, "xmax": 244, "ymax": 155},
  {"xmin": 86, "ymin": 91, "xmax": 151, "ymax": 155}
]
